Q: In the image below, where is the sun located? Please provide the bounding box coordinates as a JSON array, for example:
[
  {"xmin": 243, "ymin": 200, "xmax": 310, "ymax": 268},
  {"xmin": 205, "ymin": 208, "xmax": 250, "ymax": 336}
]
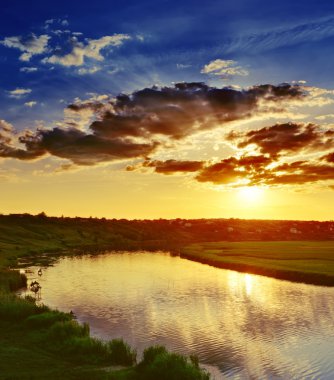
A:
[{"xmin": 237, "ymin": 186, "xmax": 265, "ymax": 204}]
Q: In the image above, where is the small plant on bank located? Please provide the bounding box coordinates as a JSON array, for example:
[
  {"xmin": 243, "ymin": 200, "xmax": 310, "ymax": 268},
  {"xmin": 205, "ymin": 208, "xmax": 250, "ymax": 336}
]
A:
[
  {"xmin": 108, "ymin": 338, "xmax": 137, "ymax": 366},
  {"xmin": 137, "ymin": 346, "xmax": 210, "ymax": 380}
]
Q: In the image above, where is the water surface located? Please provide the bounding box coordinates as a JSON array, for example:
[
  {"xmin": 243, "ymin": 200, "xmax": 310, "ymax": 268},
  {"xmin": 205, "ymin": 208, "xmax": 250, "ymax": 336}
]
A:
[{"xmin": 22, "ymin": 251, "xmax": 334, "ymax": 379}]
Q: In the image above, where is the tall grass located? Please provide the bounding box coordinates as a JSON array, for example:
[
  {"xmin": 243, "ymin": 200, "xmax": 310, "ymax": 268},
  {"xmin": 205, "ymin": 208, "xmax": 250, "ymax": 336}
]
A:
[
  {"xmin": 108, "ymin": 339, "xmax": 137, "ymax": 366},
  {"xmin": 0, "ymin": 292, "xmax": 48, "ymax": 321},
  {"xmin": 137, "ymin": 345, "xmax": 210, "ymax": 380},
  {"xmin": 25, "ymin": 311, "xmax": 71, "ymax": 328},
  {"xmin": 0, "ymin": 269, "xmax": 27, "ymax": 291}
]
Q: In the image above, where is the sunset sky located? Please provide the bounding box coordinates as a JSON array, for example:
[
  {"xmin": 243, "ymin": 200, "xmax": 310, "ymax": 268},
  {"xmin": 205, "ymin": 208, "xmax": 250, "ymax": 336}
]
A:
[{"xmin": 1, "ymin": 0, "xmax": 334, "ymax": 220}]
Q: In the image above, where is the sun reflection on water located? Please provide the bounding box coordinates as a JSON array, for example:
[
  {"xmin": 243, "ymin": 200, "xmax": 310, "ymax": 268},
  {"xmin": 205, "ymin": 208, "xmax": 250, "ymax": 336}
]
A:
[{"xmin": 19, "ymin": 252, "xmax": 334, "ymax": 380}]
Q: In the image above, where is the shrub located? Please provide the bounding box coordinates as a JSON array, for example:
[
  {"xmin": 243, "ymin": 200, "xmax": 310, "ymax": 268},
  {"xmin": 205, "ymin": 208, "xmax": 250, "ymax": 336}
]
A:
[
  {"xmin": 140, "ymin": 345, "xmax": 167, "ymax": 367},
  {"xmin": 63, "ymin": 336, "xmax": 110, "ymax": 364},
  {"xmin": 0, "ymin": 270, "xmax": 27, "ymax": 292},
  {"xmin": 138, "ymin": 348, "xmax": 210, "ymax": 380},
  {"xmin": 189, "ymin": 354, "xmax": 200, "ymax": 368},
  {"xmin": 108, "ymin": 338, "xmax": 137, "ymax": 366},
  {"xmin": 25, "ymin": 311, "xmax": 71, "ymax": 328},
  {"xmin": 47, "ymin": 320, "xmax": 90, "ymax": 342},
  {"xmin": 0, "ymin": 292, "xmax": 47, "ymax": 321}
]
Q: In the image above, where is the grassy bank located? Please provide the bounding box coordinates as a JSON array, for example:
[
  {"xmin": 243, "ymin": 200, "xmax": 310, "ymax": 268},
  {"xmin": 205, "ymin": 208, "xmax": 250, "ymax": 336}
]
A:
[{"xmin": 181, "ymin": 241, "xmax": 334, "ymax": 286}]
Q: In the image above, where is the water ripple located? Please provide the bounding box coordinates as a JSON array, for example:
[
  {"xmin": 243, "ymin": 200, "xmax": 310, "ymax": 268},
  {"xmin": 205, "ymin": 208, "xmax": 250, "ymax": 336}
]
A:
[{"xmin": 20, "ymin": 251, "xmax": 334, "ymax": 379}]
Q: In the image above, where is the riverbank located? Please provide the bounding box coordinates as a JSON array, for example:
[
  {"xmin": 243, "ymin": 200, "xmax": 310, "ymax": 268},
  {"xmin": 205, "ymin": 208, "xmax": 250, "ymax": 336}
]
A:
[
  {"xmin": 0, "ymin": 269, "xmax": 209, "ymax": 379},
  {"xmin": 181, "ymin": 241, "xmax": 334, "ymax": 286}
]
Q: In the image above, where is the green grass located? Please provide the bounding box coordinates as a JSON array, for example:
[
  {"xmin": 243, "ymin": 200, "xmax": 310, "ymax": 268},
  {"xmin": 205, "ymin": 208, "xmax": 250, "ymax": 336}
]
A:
[{"xmin": 181, "ymin": 241, "xmax": 334, "ymax": 285}]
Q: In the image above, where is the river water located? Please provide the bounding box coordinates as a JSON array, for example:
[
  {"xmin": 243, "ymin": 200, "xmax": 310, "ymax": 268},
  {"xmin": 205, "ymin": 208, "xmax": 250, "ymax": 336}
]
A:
[{"xmin": 21, "ymin": 251, "xmax": 334, "ymax": 379}]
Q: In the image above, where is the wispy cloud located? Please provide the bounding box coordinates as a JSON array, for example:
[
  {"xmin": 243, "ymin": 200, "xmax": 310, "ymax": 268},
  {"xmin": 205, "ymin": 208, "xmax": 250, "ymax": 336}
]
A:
[
  {"xmin": 218, "ymin": 17, "xmax": 334, "ymax": 54},
  {"xmin": 78, "ymin": 66, "xmax": 101, "ymax": 75},
  {"xmin": 0, "ymin": 34, "xmax": 49, "ymax": 61},
  {"xmin": 42, "ymin": 34, "xmax": 131, "ymax": 67},
  {"xmin": 44, "ymin": 18, "xmax": 69, "ymax": 29},
  {"xmin": 176, "ymin": 63, "xmax": 192, "ymax": 69},
  {"xmin": 7, "ymin": 88, "xmax": 32, "ymax": 99},
  {"xmin": 24, "ymin": 101, "xmax": 37, "ymax": 107},
  {"xmin": 20, "ymin": 67, "xmax": 38, "ymax": 73},
  {"xmin": 201, "ymin": 59, "xmax": 248, "ymax": 78}
]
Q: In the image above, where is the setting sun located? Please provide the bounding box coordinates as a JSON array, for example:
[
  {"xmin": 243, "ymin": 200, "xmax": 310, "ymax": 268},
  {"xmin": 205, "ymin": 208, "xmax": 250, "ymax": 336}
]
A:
[{"xmin": 237, "ymin": 186, "xmax": 265, "ymax": 204}]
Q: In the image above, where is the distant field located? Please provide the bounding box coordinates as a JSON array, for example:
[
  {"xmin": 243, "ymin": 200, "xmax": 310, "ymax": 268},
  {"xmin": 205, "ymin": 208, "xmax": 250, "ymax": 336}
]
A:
[{"xmin": 181, "ymin": 241, "xmax": 334, "ymax": 286}]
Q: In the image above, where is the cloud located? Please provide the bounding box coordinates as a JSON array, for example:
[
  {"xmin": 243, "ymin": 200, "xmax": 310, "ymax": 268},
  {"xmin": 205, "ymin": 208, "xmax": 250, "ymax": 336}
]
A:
[
  {"xmin": 1, "ymin": 34, "xmax": 49, "ymax": 61},
  {"xmin": 218, "ymin": 17, "xmax": 334, "ymax": 54},
  {"xmin": 176, "ymin": 63, "xmax": 192, "ymax": 69},
  {"xmin": 194, "ymin": 155, "xmax": 334, "ymax": 187},
  {"xmin": 77, "ymin": 66, "xmax": 101, "ymax": 75},
  {"xmin": 201, "ymin": 59, "xmax": 248, "ymax": 78},
  {"xmin": 0, "ymin": 82, "xmax": 306, "ymax": 166},
  {"xmin": 43, "ymin": 34, "xmax": 131, "ymax": 67},
  {"xmin": 7, "ymin": 88, "xmax": 32, "ymax": 99},
  {"xmin": 321, "ymin": 152, "xmax": 334, "ymax": 163},
  {"xmin": 0, "ymin": 127, "xmax": 158, "ymax": 165},
  {"xmin": 227, "ymin": 122, "xmax": 334, "ymax": 157},
  {"xmin": 83, "ymin": 82, "xmax": 305, "ymax": 141},
  {"xmin": 20, "ymin": 67, "xmax": 38, "ymax": 73},
  {"xmin": 130, "ymin": 159, "xmax": 204, "ymax": 174},
  {"xmin": 24, "ymin": 101, "xmax": 37, "ymax": 107},
  {"xmin": 196, "ymin": 155, "xmax": 272, "ymax": 185},
  {"xmin": 0, "ymin": 119, "xmax": 14, "ymax": 138},
  {"xmin": 44, "ymin": 18, "xmax": 69, "ymax": 29},
  {"xmin": 255, "ymin": 160, "xmax": 334, "ymax": 186}
]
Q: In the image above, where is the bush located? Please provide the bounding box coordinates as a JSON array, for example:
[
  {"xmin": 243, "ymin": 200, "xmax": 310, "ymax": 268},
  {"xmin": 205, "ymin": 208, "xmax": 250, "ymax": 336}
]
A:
[
  {"xmin": 108, "ymin": 338, "xmax": 137, "ymax": 366},
  {"xmin": 0, "ymin": 292, "xmax": 47, "ymax": 321},
  {"xmin": 137, "ymin": 348, "xmax": 210, "ymax": 380},
  {"xmin": 63, "ymin": 336, "xmax": 110, "ymax": 364},
  {"xmin": 0, "ymin": 270, "xmax": 27, "ymax": 292},
  {"xmin": 140, "ymin": 345, "xmax": 167, "ymax": 367},
  {"xmin": 25, "ymin": 311, "xmax": 71, "ymax": 328},
  {"xmin": 47, "ymin": 320, "xmax": 90, "ymax": 342}
]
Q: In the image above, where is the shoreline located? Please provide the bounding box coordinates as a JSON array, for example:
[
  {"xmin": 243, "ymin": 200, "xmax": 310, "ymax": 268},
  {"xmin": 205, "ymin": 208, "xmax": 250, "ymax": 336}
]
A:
[
  {"xmin": 180, "ymin": 241, "xmax": 334, "ymax": 287},
  {"xmin": 180, "ymin": 253, "xmax": 334, "ymax": 287}
]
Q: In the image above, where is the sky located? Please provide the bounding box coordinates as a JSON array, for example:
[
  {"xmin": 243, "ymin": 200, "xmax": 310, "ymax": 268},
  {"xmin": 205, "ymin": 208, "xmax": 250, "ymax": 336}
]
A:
[{"xmin": 1, "ymin": 0, "xmax": 334, "ymax": 220}]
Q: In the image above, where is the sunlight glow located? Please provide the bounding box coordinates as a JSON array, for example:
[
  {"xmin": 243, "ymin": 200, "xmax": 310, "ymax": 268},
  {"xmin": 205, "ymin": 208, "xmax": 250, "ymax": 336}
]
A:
[{"xmin": 237, "ymin": 186, "xmax": 265, "ymax": 204}]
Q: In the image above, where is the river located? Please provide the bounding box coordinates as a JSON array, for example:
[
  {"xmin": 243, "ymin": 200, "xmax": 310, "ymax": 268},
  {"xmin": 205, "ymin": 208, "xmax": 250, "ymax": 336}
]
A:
[{"xmin": 20, "ymin": 251, "xmax": 334, "ymax": 379}]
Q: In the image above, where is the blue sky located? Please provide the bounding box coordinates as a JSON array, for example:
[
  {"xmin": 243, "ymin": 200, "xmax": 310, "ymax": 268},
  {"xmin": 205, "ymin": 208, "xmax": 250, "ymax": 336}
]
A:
[{"xmin": 2, "ymin": 0, "xmax": 334, "ymax": 130}]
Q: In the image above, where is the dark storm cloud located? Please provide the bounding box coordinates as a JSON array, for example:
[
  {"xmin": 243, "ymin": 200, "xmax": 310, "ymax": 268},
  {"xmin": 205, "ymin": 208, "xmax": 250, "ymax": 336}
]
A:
[
  {"xmin": 0, "ymin": 82, "xmax": 305, "ymax": 165},
  {"xmin": 227, "ymin": 122, "xmax": 334, "ymax": 157}
]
